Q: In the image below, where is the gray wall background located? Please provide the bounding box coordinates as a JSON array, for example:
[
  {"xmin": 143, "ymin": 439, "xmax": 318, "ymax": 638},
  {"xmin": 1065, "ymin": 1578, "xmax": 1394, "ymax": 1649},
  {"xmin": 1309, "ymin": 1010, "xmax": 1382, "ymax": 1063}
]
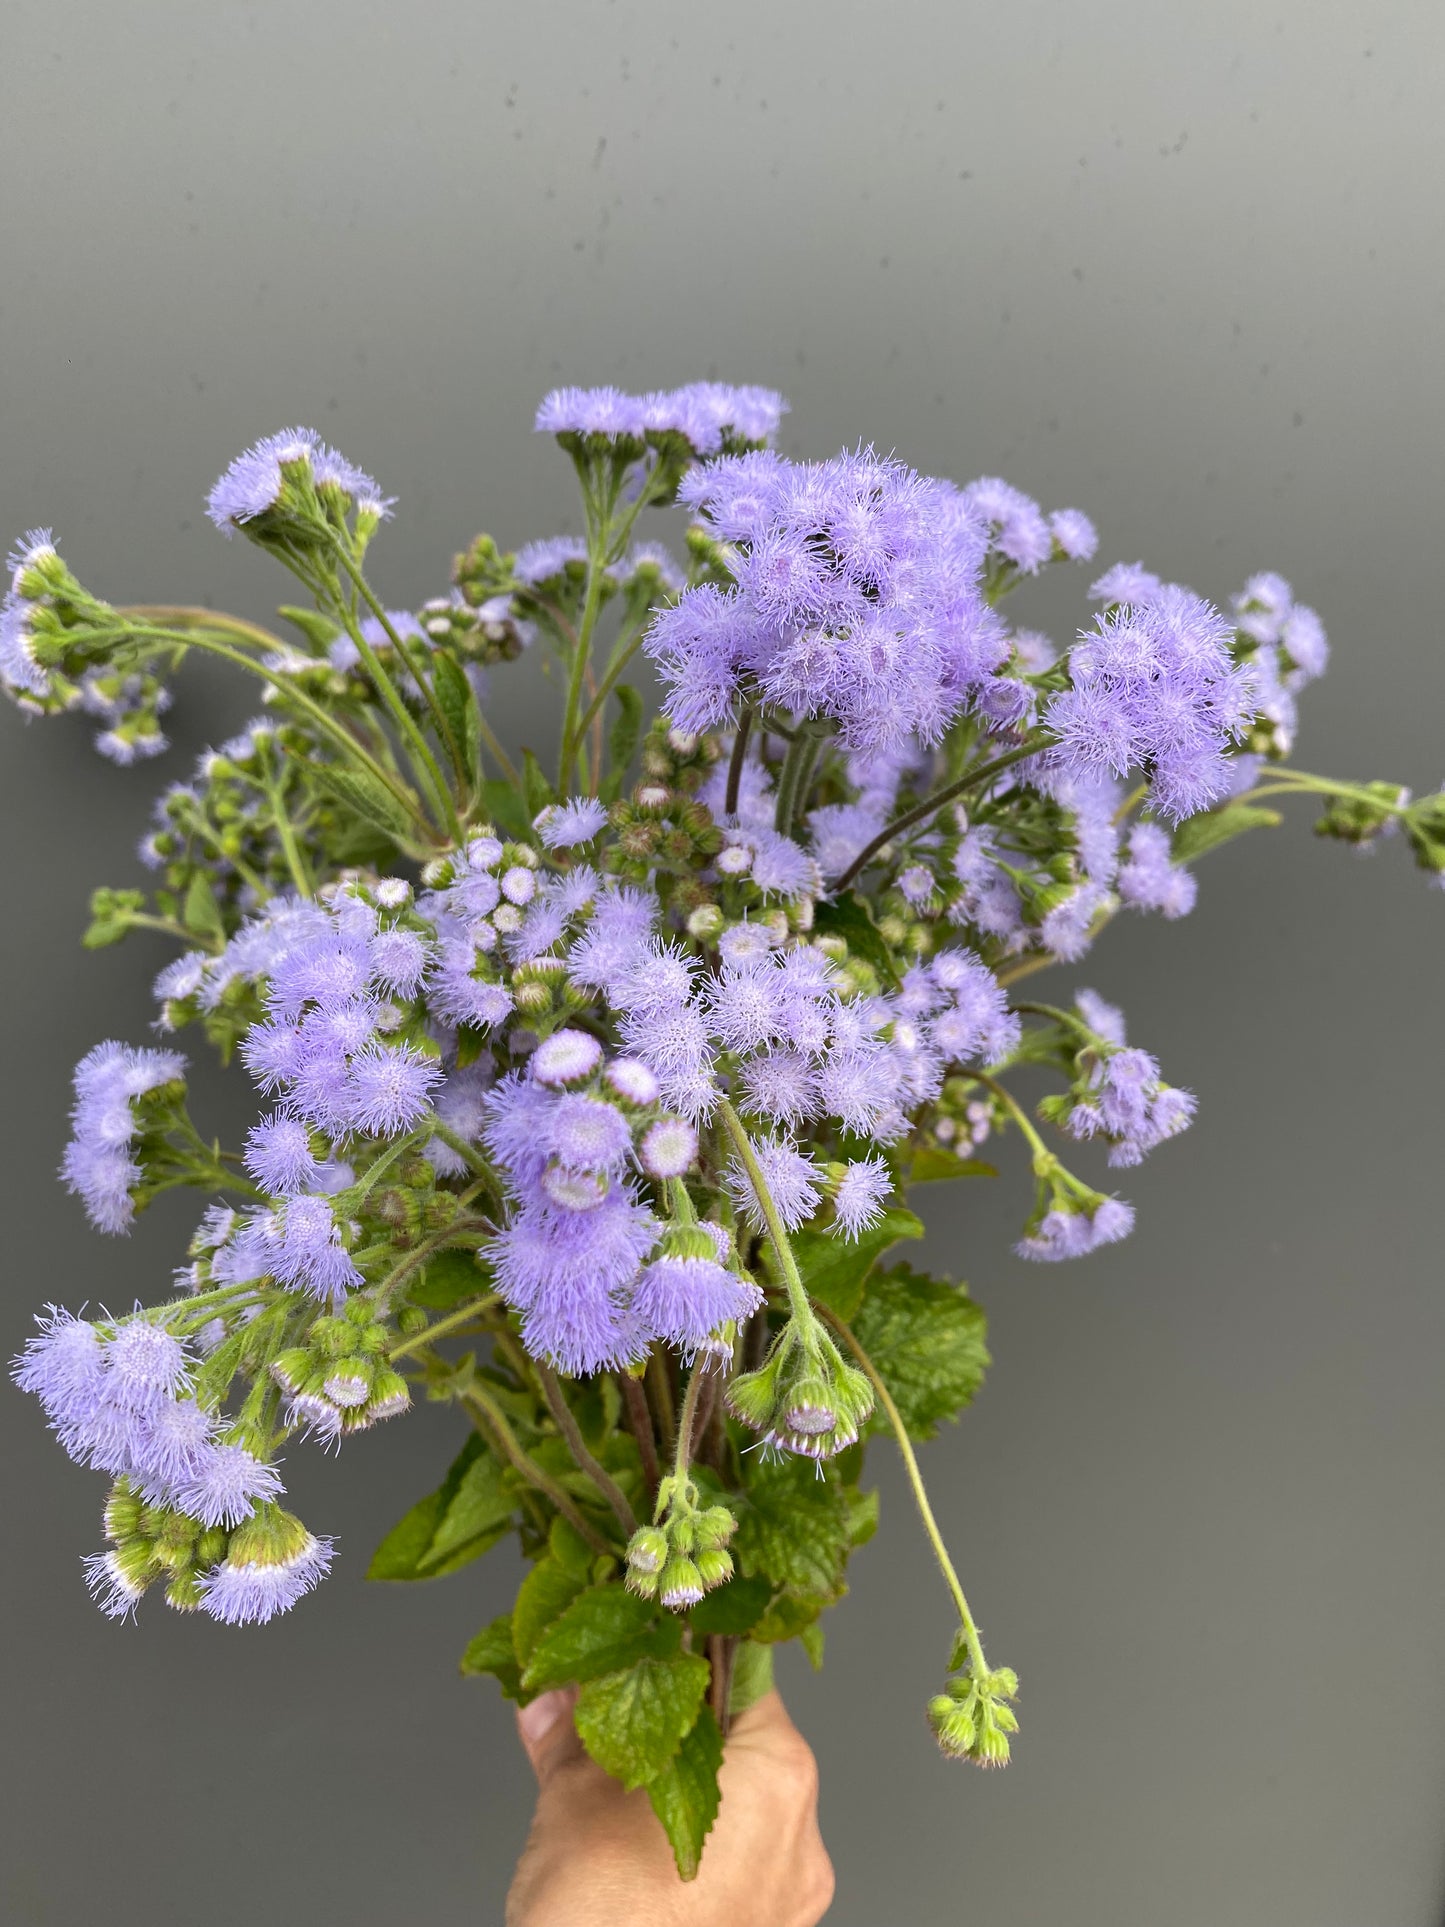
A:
[{"xmin": 2, "ymin": 3, "xmax": 1443, "ymax": 1921}]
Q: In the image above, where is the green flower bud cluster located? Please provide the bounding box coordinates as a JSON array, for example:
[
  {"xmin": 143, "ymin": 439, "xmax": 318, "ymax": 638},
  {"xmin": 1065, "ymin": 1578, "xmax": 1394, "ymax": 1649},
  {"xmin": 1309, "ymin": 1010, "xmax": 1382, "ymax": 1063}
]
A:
[
  {"xmin": 922, "ymin": 1074, "xmax": 998, "ymax": 1155},
  {"xmin": 271, "ymin": 1298, "xmax": 410, "ymax": 1438},
  {"xmin": 726, "ymin": 1316, "xmax": 874, "ymax": 1460},
  {"xmin": 100, "ymin": 1479, "xmax": 231, "ymax": 1613},
  {"xmin": 928, "ymin": 1660, "xmax": 1021, "ymax": 1768},
  {"xmin": 625, "ymin": 1475, "xmax": 738, "ymax": 1611},
  {"xmin": 1314, "ymin": 781, "xmax": 1413, "ymax": 849}
]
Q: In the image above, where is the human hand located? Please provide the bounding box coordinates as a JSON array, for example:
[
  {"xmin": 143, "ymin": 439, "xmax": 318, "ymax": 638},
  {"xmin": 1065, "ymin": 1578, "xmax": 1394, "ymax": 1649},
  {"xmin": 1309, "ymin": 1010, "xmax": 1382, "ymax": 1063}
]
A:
[{"xmin": 505, "ymin": 1686, "xmax": 835, "ymax": 1926}]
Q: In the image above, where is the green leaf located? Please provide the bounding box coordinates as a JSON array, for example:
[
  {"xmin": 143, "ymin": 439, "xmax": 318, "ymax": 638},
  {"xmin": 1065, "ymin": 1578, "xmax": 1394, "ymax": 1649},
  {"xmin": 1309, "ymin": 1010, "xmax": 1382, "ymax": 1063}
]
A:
[
  {"xmin": 522, "ymin": 748, "xmax": 556, "ymax": 818},
  {"xmin": 460, "ymin": 1613, "xmax": 524, "ymax": 1698},
  {"xmin": 480, "ymin": 779, "xmax": 533, "ymax": 840},
  {"xmin": 574, "ymin": 1653, "xmax": 711, "ymax": 1789},
  {"xmin": 523, "ymin": 1584, "xmax": 682, "ymax": 1692},
  {"xmin": 728, "ymin": 1640, "xmax": 775, "ymax": 1716},
  {"xmin": 842, "ymin": 1484, "xmax": 880, "ymax": 1549},
  {"xmin": 646, "ymin": 1707, "xmax": 724, "ymax": 1881},
  {"xmin": 512, "ymin": 1556, "xmax": 589, "ymax": 1664},
  {"xmin": 366, "ymin": 1435, "xmax": 516, "ymax": 1580},
  {"xmin": 786, "ymin": 1207, "xmax": 924, "ymax": 1321},
  {"xmin": 686, "ymin": 1573, "xmax": 775, "ymax": 1638},
  {"xmin": 408, "ymin": 1246, "xmax": 491, "ymax": 1309},
  {"xmin": 83, "ymin": 887, "xmax": 146, "ymax": 950},
  {"xmin": 432, "ymin": 650, "xmax": 481, "ymax": 784},
  {"xmin": 277, "ymin": 604, "xmax": 340, "ymax": 652},
  {"xmin": 752, "ymin": 1589, "xmax": 828, "ymax": 1646},
  {"xmin": 548, "ymin": 1515, "xmax": 600, "ymax": 1582},
  {"xmin": 812, "ymin": 890, "xmax": 902, "ymax": 988},
  {"xmin": 1171, "ymin": 803, "xmax": 1281, "ymax": 863},
  {"xmin": 907, "ymin": 1146, "xmax": 998, "ymax": 1184},
  {"xmin": 735, "ymin": 1457, "xmax": 850, "ymax": 1599},
  {"xmin": 800, "ymin": 1622, "xmax": 826, "ymax": 1669},
  {"xmin": 600, "ymin": 683, "xmax": 644, "ymax": 802},
  {"xmin": 851, "ymin": 1262, "xmax": 990, "ymax": 1440},
  {"xmin": 182, "ymin": 872, "xmax": 224, "ymax": 943},
  {"xmin": 308, "ymin": 761, "xmax": 417, "ymax": 842}
]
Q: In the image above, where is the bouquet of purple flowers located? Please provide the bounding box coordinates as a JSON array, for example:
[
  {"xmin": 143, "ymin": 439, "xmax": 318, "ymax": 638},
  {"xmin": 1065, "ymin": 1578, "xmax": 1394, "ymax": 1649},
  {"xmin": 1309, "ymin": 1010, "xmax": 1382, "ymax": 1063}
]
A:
[{"xmin": 8, "ymin": 383, "xmax": 1439, "ymax": 1875}]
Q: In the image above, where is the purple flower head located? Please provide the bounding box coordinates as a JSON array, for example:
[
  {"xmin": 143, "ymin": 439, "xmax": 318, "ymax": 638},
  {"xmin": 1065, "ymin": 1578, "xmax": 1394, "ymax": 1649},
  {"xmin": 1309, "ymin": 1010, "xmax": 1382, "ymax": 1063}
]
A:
[
  {"xmin": 244, "ymin": 1113, "xmax": 323, "ymax": 1196},
  {"xmin": 536, "ymin": 382, "xmax": 786, "ymax": 453},
  {"xmin": 532, "ymin": 1029, "xmax": 605, "ymax": 1088},
  {"xmin": 175, "ymin": 1442, "xmax": 285, "ymax": 1529},
  {"xmin": 126, "ymin": 1396, "xmax": 216, "ymax": 1500},
  {"xmin": 724, "ymin": 1132, "xmax": 823, "ymax": 1233},
  {"xmin": 1016, "ymin": 1196, "xmax": 1135, "ymax": 1261},
  {"xmin": 639, "ymin": 1116, "xmax": 699, "ymax": 1179},
  {"xmin": 631, "ymin": 1255, "xmax": 763, "ymax": 1353},
  {"xmin": 492, "ymin": 1190, "xmax": 659, "ymax": 1374},
  {"xmin": 1050, "ymin": 508, "xmax": 1098, "ymax": 562},
  {"xmin": 105, "ymin": 1319, "xmax": 191, "ymax": 1409},
  {"xmin": 1089, "ymin": 562, "xmax": 1163, "ymax": 607},
  {"xmin": 11, "ymin": 1308, "xmax": 108, "ymax": 1439},
  {"xmin": 1073, "ymin": 988, "xmax": 1128, "ymax": 1048},
  {"xmin": 198, "ymin": 1513, "xmax": 335, "ymax": 1626},
  {"xmin": 1117, "ymin": 821, "xmax": 1198, "ymax": 919},
  {"xmin": 545, "ymin": 1094, "xmax": 633, "ymax": 1174},
  {"xmin": 61, "ymin": 1041, "xmax": 186, "ymax": 1234},
  {"xmin": 832, "ymin": 1156, "xmax": 893, "ymax": 1238},
  {"xmin": 962, "ymin": 477, "xmax": 1052, "ymax": 572},
  {"xmin": 604, "ymin": 1057, "xmax": 661, "ymax": 1107},
  {"xmin": 207, "ymin": 428, "xmax": 389, "ymax": 534},
  {"xmin": 536, "ymin": 797, "xmax": 610, "ymax": 850},
  {"xmin": 271, "ymin": 1194, "xmax": 362, "ymax": 1305},
  {"xmin": 343, "ymin": 1043, "xmax": 443, "ymax": 1136},
  {"xmin": 367, "ymin": 927, "xmax": 431, "ymax": 998}
]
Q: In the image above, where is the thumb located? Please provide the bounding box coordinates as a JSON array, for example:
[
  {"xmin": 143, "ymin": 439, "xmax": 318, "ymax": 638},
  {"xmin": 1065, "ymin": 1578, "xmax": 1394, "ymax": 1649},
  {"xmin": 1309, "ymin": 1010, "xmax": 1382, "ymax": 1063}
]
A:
[{"xmin": 515, "ymin": 1686, "xmax": 583, "ymax": 1784}]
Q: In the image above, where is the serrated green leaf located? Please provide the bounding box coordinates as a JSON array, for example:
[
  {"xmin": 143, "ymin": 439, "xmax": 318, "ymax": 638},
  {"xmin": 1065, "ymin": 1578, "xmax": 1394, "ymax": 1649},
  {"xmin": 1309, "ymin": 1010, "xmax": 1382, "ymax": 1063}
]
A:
[
  {"xmin": 728, "ymin": 1640, "xmax": 775, "ymax": 1716},
  {"xmin": 800, "ymin": 1621, "xmax": 826, "ymax": 1669},
  {"xmin": 842, "ymin": 1484, "xmax": 880, "ymax": 1549},
  {"xmin": 408, "ymin": 1246, "xmax": 491, "ymax": 1309},
  {"xmin": 907, "ymin": 1146, "xmax": 998, "ymax": 1184},
  {"xmin": 431, "ymin": 650, "xmax": 480, "ymax": 785},
  {"xmin": 548, "ymin": 1514, "xmax": 600, "ymax": 1581},
  {"xmin": 601, "ymin": 683, "xmax": 644, "ymax": 802},
  {"xmin": 752, "ymin": 1589, "xmax": 828, "ymax": 1645},
  {"xmin": 182, "ymin": 872, "xmax": 224, "ymax": 942},
  {"xmin": 686, "ymin": 1573, "xmax": 775, "ymax": 1638},
  {"xmin": 512, "ymin": 1557, "xmax": 589, "ymax": 1664},
  {"xmin": 1171, "ymin": 803, "xmax": 1281, "ymax": 863},
  {"xmin": 523, "ymin": 1584, "xmax": 682, "ymax": 1692},
  {"xmin": 812, "ymin": 890, "xmax": 901, "ymax": 988},
  {"xmin": 308, "ymin": 761, "xmax": 417, "ymax": 841},
  {"xmin": 646, "ymin": 1707, "xmax": 723, "ymax": 1881},
  {"xmin": 574, "ymin": 1653, "xmax": 711, "ymax": 1789},
  {"xmin": 367, "ymin": 1434, "xmax": 517, "ymax": 1580},
  {"xmin": 480, "ymin": 779, "xmax": 533, "ymax": 840},
  {"xmin": 786, "ymin": 1208, "xmax": 923, "ymax": 1320},
  {"xmin": 851, "ymin": 1262, "xmax": 990, "ymax": 1440},
  {"xmin": 460, "ymin": 1613, "xmax": 524, "ymax": 1698},
  {"xmin": 735, "ymin": 1458, "xmax": 850, "ymax": 1598}
]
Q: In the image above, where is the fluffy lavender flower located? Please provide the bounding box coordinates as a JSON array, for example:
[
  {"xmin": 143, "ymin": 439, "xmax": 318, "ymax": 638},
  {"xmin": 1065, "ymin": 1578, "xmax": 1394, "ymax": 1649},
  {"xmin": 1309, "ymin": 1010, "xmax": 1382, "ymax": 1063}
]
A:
[
  {"xmin": 631, "ymin": 1255, "xmax": 762, "ymax": 1352},
  {"xmin": 1066, "ymin": 1043, "xmax": 1196, "ymax": 1168},
  {"xmin": 11, "ymin": 1308, "xmax": 108, "ymax": 1438},
  {"xmin": 126, "ymin": 1396, "xmax": 217, "ymax": 1499},
  {"xmin": 605, "ymin": 1058, "xmax": 661, "ymax": 1106},
  {"xmin": 1117, "ymin": 821, "xmax": 1197, "ymax": 919},
  {"xmin": 810, "ymin": 801, "xmax": 888, "ymax": 880},
  {"xmin": 546, "ymin": 1094, "xmax": 633, "ymax": 1174},
  {"xmin": 1040, "ymin": 882, "xmax": 1111, "ymax": 963},
  {"xmin": 1047, "ymin": 587, "xmax": 1253, "ymax": 822},
  {"xmin": 198, "ymin": 1525, "xmax": 335, "ymax": 1625},
  {"xmin": 175, "ymin": 1442, "xmax": 285, "ymax": 1529},
  {"xmin": 567, "ymin": 885, "xmax": 658, "ymax": 994},
  {"xmin": 206, "ymin": 428, "xmax": 388, "ymax": 533},
  {"xmin": 924, "ymin": 947, "xmax": 1021, "ymax": 1065},
  {"xmin": 1050, "ymin": 508, "xmax": 1098, "ymax": 562},
  {"xmin": 344, "ymin": 1043, "xmax": 443, "ymax": 1135},
  {"xmin": 639, "ymin": 1117, "xmax": 699, "ymax": 1179},
  {"xmin": 1089, "ymin": 562, "xmax": 1162, "ymax": 607},
  {"xmin": 244, "ymin": 1113, "xmax": 323, "ymax": 1195},
  {"xmin": 1016, "ymin": 1197, "xmax": 1135, "ymax": 1260},
  {"xmin": 492, "ymin": 1192, "xmax": 659, "ymax": 1374},
  {"xmin": 740, "ymin": 1049, "xmax": 818, "ymax": 1126},
  {"xmin": 367, "ymin": 927, "xmax": 431, "ymax": 998},
  {"xmin": 270, "ymin": 1195, "xmax": 362, "ymax": 1305},
  {"xmin": 61, "ymin": 1041, "xmax": 186, "ymax": 1234},
  {"xmin": 532, "ymin": 1029, "xmax": 605, "ymax": 1087},
  {"xmin": 832, "ymin": 1157, "xmax": 892, "ymax": 1237},
  {"xmin": 1074, "ymin": 988, "xmax": 1128, "ymax": 1048},
  {"xmin": 963, "ymin": 477, "xmax": 1052, "ymax": 572},
  {"xmin": 536, "ymin": 796, "xmax": 610, "ymax": 849},
  {"xmin": 534, "ymin": 382, "xmax": 786, "ymax": 451},
  {"xmin": 725, "ymin": 1133, "xmax": 823, "ymax": 1232}
]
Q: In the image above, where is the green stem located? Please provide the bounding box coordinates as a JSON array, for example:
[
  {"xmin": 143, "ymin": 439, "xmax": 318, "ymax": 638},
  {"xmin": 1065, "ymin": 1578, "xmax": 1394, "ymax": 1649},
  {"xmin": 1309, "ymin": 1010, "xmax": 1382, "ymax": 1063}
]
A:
[
  {"xmin": 259, "ymin": 748, "xmax": 313, "ymax": 898},
  {"xmin": 714, "ymin": 1098, "xmax": 813, "ymax": 1330},
  {"xmin": 832, "ymin": 737, "xmax": 1048, "ymax": 893},
  {"xmin": 724, "ymin": 704, "xmax": 755, "ymax": 817},
  {"xmin": 1233, "ymin": 767, "xmax": 1414, "ymax": 817},
  {"xmin": 772, "ymin": 721, "xmax": 829, "ymax": 839},
  {"xmin": 970, "ymin": 1071, "xmax": 1059, "ymax": 1177},
  {"xmin": 329, "ymin": 553, "xmax": 463, "ymax": 841},
  {"xmin": 571, "ymin": 619, "xmax": 651, "ymax": 760},
  {"xmin": 388, "ymin": 1292, "xmax": 502, "ymax": 1361},
  {"xmin": 373, "ymin": 1217, "xmax": 491, "ymax": 1309},
  {"xmin": 538, "ymin": 1363, "xmax": 638, "ymax": 1536},
  {"xmin": 671, "ymin": 1361, "xmax": 711, "ymax": 1490},
  {"xmin": 558, "ymin": 531, "xmax": 613, "ymax": 794},
  {"xmin": 830, "ymin": 1314, "xmax": 991, "ymax": 1682},
  {"xmin": 121, "ymin": 912, "xmax": 226, "ymax": 954},
  {"xmin": 462, "ymin": 1385, "xmax": 614, "ymax": 1556}
]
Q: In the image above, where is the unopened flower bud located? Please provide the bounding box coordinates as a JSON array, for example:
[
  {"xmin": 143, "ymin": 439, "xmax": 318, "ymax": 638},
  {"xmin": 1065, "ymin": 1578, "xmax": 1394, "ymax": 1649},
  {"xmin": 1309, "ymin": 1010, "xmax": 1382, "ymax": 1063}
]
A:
[
  {"xmin": 659, "ymin": 1556, "xmax": 705, "ymax": 1611},
  {"xmin": 626, "ymin": 1525, "xmax": 668, "ymax": 1576},
  {"xmin": 694, "ymin": 1547, "xmax": 733, "ymax": 1591}
]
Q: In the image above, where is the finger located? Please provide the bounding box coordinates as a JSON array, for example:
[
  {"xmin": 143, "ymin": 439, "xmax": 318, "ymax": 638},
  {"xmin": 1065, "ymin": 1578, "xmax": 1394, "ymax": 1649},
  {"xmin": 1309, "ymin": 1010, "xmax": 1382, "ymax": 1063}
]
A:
[
  {"xmin": 725, "ymin": 1687, "xmax": 795, "ymax": 1743},
  {"xmin": 515, "ymin": 1686, "xmax": 583, "ymax": 1784}
]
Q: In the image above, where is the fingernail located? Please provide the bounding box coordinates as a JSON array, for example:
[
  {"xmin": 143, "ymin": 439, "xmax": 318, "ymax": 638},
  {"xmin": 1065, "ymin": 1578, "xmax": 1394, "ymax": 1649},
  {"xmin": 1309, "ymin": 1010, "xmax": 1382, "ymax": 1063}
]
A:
[{"xmin": 518, "ymin": 1689, "xmax": 569, "ymax": 1748}]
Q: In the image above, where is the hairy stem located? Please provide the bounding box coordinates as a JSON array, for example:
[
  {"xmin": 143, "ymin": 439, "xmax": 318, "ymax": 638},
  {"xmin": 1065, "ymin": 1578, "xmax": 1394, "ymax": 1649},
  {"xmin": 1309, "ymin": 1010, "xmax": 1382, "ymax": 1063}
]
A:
[
  {"xmin": 462, "ymin": 1385, "xmax": 614, "ymax": 1556},
  {"xmin": 830, "ymin": 1315, "xmax": 991, "ymax": 1682},
  {"xmin": 715, "ymin": 1097, "xmax": 813, "ymax": 1329},
  {"xmin": 724, "ymin": 705, "xmax": 755, "ymax": 817},
  {"xmin": 387, "ymin": 1292, "xmax": 502, "ymax": 1361},
  {"xmin": 537, "ymin": 1362, "xmax": 638, "ymax": 1536},
  {"xmin": 619, "ymin": 1370, "xmax": 662, "ymax": 1497},
  {"xmin": 832, "ymin": 737, "xmax": 1047, "ymax": 893}
]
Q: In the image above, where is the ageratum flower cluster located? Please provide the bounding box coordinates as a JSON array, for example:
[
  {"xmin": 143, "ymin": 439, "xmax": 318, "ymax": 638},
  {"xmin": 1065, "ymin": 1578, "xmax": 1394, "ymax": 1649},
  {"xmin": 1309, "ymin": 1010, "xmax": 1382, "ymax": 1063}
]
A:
[{"xmin": 7, "ymin": 381, "xmax": 1441, "ymax": 1874}]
